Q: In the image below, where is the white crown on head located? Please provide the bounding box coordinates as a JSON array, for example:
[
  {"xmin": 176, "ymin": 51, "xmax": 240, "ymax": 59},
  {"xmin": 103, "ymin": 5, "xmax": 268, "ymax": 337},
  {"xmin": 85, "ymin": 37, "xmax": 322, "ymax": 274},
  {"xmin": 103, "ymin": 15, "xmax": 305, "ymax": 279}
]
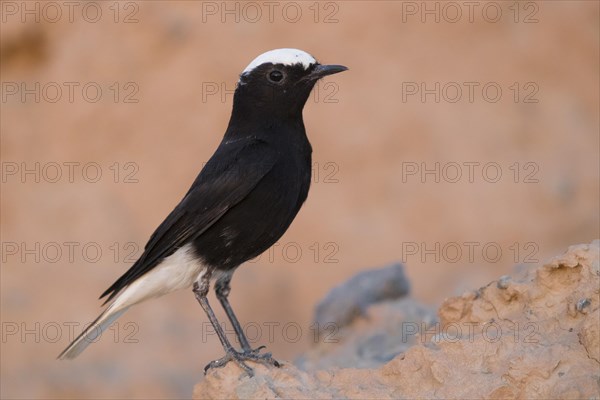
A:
[{"xmin": 242, "ymin": 48, "xmax": 317, "ymax": 74}]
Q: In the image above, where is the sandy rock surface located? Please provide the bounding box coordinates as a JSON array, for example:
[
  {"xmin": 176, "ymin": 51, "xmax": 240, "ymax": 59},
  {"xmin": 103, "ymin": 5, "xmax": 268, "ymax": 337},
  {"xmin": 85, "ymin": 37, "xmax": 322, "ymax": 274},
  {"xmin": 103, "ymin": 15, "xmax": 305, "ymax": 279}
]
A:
[{"xmin": 194, "ymin": 241, "xmax": 600, "ymax": 399}]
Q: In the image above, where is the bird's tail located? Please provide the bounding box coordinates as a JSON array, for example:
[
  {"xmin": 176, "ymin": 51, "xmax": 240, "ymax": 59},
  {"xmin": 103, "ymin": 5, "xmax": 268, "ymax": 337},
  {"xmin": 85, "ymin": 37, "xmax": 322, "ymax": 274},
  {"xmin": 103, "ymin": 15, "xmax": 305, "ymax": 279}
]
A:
[{"xmin": 58, "ymin": 304, "xmax": 129, "ymax": 360}]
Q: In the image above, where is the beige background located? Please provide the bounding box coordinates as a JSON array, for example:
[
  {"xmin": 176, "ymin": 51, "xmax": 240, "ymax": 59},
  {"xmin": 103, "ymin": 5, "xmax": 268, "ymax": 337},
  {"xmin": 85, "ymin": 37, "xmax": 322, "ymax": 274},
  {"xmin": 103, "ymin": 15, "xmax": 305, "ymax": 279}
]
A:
[{"xmin": 1, "ymin": 1, "xmax": 598, "ymax": 398}]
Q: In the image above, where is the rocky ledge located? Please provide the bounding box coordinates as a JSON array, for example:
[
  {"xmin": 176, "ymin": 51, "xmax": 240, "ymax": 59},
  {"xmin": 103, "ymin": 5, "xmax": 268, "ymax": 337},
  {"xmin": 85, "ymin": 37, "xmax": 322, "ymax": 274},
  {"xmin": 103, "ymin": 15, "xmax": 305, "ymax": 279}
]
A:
[{"xmin": 194, "ymin": 241, "xmax": 599, "ymax": 399}]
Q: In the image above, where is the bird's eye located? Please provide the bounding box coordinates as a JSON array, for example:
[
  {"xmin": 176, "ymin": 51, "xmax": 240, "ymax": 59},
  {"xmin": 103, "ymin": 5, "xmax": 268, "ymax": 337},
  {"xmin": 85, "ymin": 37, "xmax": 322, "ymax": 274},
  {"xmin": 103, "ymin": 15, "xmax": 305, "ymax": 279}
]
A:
[{"xmin": 268, "ymin": 70, "xmax": 284, "ymax": 83}]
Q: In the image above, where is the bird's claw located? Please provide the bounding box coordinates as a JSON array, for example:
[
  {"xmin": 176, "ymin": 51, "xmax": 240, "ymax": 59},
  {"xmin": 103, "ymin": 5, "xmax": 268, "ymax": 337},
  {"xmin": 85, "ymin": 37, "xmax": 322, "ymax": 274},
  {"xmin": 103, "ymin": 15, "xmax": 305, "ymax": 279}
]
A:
[
  {"xmin": 247, "ymin": 345, "xmax": 265, "ymax": 355},
  {"xmin": 204, "ymin": 346, "xmax": 281, "ymax": 377},
  {"xmin": 243, "ymin": 347, "xmax": 281, "ymax": 368}
]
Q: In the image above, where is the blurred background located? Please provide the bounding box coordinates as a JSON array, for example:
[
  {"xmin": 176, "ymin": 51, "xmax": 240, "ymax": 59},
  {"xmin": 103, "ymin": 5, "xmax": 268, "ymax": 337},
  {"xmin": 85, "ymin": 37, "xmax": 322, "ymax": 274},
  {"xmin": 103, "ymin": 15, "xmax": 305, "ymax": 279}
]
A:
[{"xmin": 1, "ymin": 1, "xmax": 598, "ymax": 398}]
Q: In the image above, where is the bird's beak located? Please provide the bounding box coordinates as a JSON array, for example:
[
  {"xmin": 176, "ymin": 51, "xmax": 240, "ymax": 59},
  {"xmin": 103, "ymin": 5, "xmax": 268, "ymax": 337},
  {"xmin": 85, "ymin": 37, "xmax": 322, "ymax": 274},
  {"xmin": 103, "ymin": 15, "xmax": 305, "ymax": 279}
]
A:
[{"xmin": 308, "ymin": 64, "xmax": 348, "ymax": 80}]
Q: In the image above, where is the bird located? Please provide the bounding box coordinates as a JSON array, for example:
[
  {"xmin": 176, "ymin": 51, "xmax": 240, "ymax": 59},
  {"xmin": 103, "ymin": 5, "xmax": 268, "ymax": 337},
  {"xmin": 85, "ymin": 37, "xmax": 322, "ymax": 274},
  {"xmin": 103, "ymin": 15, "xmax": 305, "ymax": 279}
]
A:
[{"xmin": 58, "ymin": 48, "xmax": 348, "ymax": 375}]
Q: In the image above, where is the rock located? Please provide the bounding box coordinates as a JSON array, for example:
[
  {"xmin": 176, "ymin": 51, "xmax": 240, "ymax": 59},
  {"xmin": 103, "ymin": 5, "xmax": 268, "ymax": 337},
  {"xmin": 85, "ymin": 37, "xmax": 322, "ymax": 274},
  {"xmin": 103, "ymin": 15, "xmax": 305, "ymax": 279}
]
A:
[
  {"xmin": 194, "ymin": 241, "xmax": 600, "ymax": 399},
  {"xmin": 298, "ymin": 297, "xmax": 437, "ymax": 370},
  {"xmin": 313, "ymin": 263, "xmax": 410, "ymax": 333}
]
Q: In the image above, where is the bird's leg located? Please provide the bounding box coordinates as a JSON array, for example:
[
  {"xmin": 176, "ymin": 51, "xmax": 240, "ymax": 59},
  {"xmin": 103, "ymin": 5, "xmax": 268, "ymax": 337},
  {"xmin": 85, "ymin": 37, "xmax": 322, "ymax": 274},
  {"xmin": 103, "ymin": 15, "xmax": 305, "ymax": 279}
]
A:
[
  {"xmin": 214, "ymin": 274, "xmax": 251, "ymax": 351},
  {"xmin": 214, "ymin": 275, "xmax": 280, "ymax": 367},
  {"xmin": 193, "ymin": 270, "xmax": 254, "ymax": 376}
]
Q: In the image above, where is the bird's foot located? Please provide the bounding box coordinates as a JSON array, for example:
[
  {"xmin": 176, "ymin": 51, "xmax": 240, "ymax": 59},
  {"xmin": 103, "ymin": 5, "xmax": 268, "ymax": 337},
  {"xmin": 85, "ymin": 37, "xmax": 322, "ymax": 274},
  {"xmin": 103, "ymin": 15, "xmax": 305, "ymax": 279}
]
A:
[
  {"xmin": 204, "ymin": 346, "xmax": 281, "ymax": 377},
  {"xmin": 242, "ymin": 345, "xmax": 281, "ymax": 367}
]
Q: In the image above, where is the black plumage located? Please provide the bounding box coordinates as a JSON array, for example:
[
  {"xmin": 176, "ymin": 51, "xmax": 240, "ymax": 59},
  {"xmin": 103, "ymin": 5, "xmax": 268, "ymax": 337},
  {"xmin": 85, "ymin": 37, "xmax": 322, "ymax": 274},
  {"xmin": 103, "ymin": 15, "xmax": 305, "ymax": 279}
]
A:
[{"xmin": 59, "ymin": 49, "xmax": 347, "ymax": 375}]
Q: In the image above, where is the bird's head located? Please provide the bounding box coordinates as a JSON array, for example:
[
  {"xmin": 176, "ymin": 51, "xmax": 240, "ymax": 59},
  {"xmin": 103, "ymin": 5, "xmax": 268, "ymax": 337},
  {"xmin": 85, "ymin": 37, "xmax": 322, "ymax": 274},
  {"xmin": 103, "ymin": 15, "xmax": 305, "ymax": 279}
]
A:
[{"xmin": 233, "ymin": 48, "xmax": 347, "ymax": 120}]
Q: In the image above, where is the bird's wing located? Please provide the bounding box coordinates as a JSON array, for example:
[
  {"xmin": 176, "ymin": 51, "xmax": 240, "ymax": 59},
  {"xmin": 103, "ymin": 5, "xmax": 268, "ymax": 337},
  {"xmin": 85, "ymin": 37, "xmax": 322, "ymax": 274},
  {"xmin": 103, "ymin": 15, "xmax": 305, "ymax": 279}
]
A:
[{"xmin": 100, "ymin": 138, "xmax": 279, "ymax": 303}]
